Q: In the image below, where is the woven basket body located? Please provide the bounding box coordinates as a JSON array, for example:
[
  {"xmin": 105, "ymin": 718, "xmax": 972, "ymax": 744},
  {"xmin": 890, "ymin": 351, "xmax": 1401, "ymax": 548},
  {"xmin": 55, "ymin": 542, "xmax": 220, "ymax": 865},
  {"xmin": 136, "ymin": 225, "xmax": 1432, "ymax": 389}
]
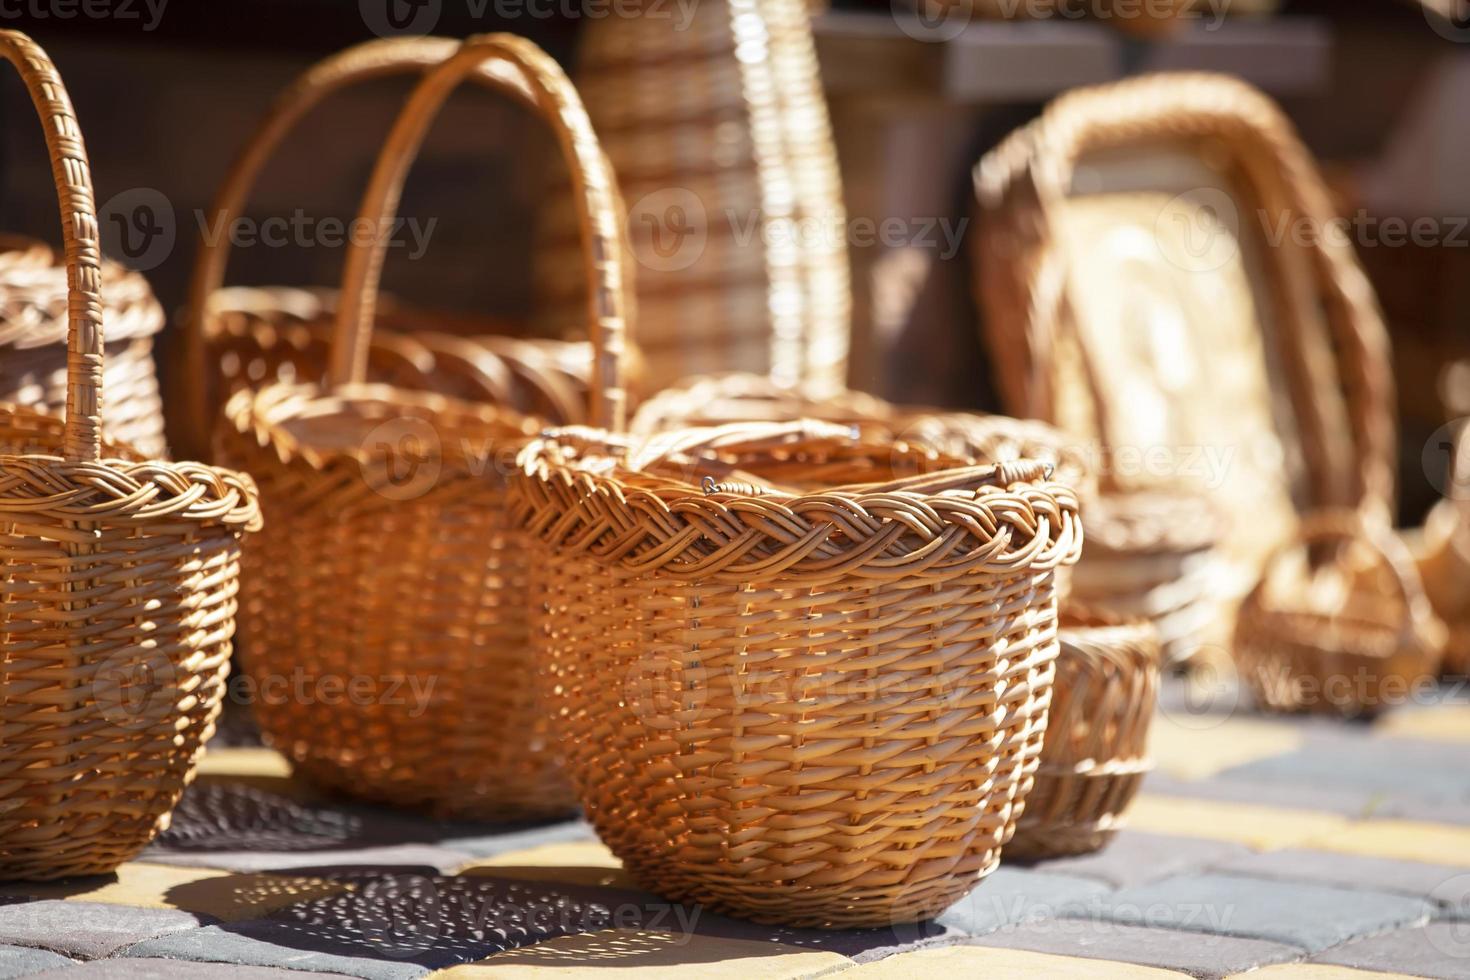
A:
[
  {"xmin": 1006, "ymin": 613, "xmax": 1159, "ymax": 860},
  {"xmin": 216, "ymin": 35, "xmax": 629, "ymax": 820},
  {"xmin": 535, "ymin": 0, "xmax": 850, "ymax": 395},
  {"xmin": 175, "ymin": 36, "xmax": 595, "ymax": 463},
  {"xmin": 0, "ymin": 237, "xmax": 166, "ymax": 457},
  {"xmin": 0, "ymin": 32, "xmax": 260, "ymax": 880},
  {"xmin": 976, "ymin": 73, "xmax": 1396, "ymax": 635},
  {"xmin": 514, "ymin": 425, "xmax": 1082, "ymax": 927},
  {"xmin": 1234, "ymin": 512, "xmax": 1444, "ymax": 717}
]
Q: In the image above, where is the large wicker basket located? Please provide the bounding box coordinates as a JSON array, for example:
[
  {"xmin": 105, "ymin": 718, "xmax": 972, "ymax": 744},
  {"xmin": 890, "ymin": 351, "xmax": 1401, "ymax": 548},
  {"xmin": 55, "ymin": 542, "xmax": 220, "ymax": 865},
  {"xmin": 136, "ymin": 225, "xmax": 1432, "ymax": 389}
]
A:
[
  {"xmin": 513, "ymin": 422, "xmax": 1082, "ymax": 927},
  {"xmin": 1006, "ymin": 612, "xmax": 1160, "ymax": 860},
  {"xmin": 0, "ymin": 31, "xmax": 260, "ymax": 880},
  {"xmin": 534, "ymin": 0, "xmax": 850, "ymax": 395},
  {"xmin": 0, "ymin": 233, "xmax": 166, "ymax": 458},
  {"xmin": 215, "ymin": 34, "xmax": 628, "ymax": 820},
  {"xmin": 976, "ymin": 73, "xmax": 1397, "ymax": 639},
  {"xmin": 174, "ymin": 36, "xmax": 594, "ymax": 462},
  {"xmin": 1235, "ymin": 511, "xmax": 1445, "ymax": 718}
]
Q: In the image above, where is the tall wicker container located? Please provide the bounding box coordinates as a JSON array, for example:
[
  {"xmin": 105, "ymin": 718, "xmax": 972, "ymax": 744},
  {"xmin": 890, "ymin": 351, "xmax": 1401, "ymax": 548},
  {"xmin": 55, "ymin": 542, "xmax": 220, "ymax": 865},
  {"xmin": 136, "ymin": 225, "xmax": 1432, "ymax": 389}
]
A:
[
  {"xmin": 514, "ymin": 423, "xmax": 1082, "ymax": 927},
  {"xmin": 0, "ymin": 31, "xmax": 260, "ymax": 879},
  {"xmin": 535, "ymin": 0, "xmax": 849, "ymax": 395},
  {"xmin": 216, "ymin": 35, "xmax": 628, "ymax": 819}
]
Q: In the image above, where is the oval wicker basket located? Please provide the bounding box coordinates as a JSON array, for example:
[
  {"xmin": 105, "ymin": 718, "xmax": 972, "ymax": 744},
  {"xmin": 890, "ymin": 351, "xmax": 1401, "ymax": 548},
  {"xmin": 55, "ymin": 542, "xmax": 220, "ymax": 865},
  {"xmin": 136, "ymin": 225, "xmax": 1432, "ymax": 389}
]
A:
[
  {"xmin": 0, "ymin": 31, "xmax": 261, "ymax": 880},
  {"xmin": 1234, "ymin": 511, "xmax": 1445, "ymax": 718},
  {"xmin": 215, "ymin": 34, "xmax": 628, "ymax": 820},
  {"xmin": 1006, "ymin": 611, "xmax": 1160, "ymax": 860},
  {"xmin": 174, "ymin": 36, "xmax": 595, "ymax": 463},
  {"xmin": 513, "ymin": 421, "xmax": 1082, "ymax": 927},
  {"xmin": 0, "ymin": 233, "xmax": 166, "ymax": 458}
]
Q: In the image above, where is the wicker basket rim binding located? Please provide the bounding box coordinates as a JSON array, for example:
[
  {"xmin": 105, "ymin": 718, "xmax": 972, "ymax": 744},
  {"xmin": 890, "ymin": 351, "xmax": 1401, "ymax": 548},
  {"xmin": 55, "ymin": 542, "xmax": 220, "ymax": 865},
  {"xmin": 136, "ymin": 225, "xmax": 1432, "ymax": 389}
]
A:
[
  {"xmin": 974, "ymin": 71, "xmax": 1397, "ymax": 524},
  {"xmin": 0, "ymin": 29, "xmax": 260, "ymax": 880},
  {"xmin": 0, "ymin": 233, "xmax": 161, "ymax": 349},
  {"xmin": 176, "ymin": 34, "xmax": 612, "ymax": 461}
]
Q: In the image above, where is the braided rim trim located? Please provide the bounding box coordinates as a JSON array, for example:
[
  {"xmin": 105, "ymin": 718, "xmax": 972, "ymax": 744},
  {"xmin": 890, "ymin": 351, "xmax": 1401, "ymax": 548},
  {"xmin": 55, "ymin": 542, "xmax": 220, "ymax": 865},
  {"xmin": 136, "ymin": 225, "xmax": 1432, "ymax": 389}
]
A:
[{"xmin": 512, "ymin": 424, "xmax": 1083, "ymax": 582}]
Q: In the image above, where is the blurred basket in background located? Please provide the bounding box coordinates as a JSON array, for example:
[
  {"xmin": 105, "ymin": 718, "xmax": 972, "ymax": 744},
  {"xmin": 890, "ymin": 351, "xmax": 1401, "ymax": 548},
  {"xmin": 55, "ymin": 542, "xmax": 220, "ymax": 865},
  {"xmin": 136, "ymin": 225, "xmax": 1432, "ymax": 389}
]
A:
[
  {"xmin": 535, "ymin": 0, "xmax": 850, "ymax": 395},
  {"xmin": 514, "ymin": 422, "xmax": 1082, "ymax": 927},
  {"xmin": 0, "ymin": 30, "xmax": 260, "ymax": 879},
  {"xmin": 216, "ymin": 34, "xmax": 627, "ymax": 820},
  {"xmin": 1413, "ymin": 420, "xmax": 1470, "ymax": 674},
  {"xmin": 1006, "ymin": 611, "xmax": 1160, "ymax": 860}
]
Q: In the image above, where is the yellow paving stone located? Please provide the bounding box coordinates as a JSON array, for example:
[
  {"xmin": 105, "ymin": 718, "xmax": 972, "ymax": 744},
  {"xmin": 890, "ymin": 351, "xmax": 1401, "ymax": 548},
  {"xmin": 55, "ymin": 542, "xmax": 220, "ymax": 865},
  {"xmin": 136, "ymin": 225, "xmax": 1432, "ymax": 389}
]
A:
[
  {"xmin": 1306, "ymin": 818, "xmax": 1470, "ymax": 868},
  {"xmin": 193, "ymin": 746, "xmax": 324, "ymax": 801},
  {"xmin": 459, "ymin": 841, "xmax": 639, "ymax": 891},
  {"xmin": 839, "ymin": 945, "xmax": 1191, "ymax": 979},
  {"xmin": 0, "ymin": 861, "xmax": 346, "ymax": 921},
  {"xmin": 1229, "ymin": 965, "xmax": 1426, "ymax": 979},
  {"xmin": 1126, "ymin": 795, "xmax": 1350, "ymax": 850},
  {"xmin": 1148, "ymin": 712, "xmax": 1304, "ymax": 780},
  {"xmin": 1376, "ymin": 703, "xmax": 1470, "ymax": 743},
  {"xmin": 433, "ymin": 928, "xmax": 853, "ymax": 978}
]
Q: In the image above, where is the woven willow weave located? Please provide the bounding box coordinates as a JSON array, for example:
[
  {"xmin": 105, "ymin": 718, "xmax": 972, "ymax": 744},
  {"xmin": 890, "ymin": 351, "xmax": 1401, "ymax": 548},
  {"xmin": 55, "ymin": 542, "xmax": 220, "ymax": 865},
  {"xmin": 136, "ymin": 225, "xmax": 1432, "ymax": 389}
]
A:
[
  {"xmin": 217, "ymin": 34, "xmax": 628, "ymax": 819},
  {"xmin": 1007, "ymin": 612, "xmax": 1159, "ymax": 859},
  {"xmin": 175, "ymin": 36, "xmax": 595, "ymax": 462},
  {"xmin": 0, "ymin": 31, "xmax": 260, "ymax": 880},
  {"xmin": 513, "ymin": 423, "xmax": 1082, "ymax": 927}
]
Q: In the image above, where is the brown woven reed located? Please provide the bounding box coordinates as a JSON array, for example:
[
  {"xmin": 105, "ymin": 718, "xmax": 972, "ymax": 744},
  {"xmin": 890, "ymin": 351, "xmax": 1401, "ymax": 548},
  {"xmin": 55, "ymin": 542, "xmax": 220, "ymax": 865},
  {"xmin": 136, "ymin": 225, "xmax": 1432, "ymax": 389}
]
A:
[
  {"xmin": 512, "ymin": 421, "xmax": 1083, "ymax": 927},
  {"xmin": 175, "ymin": 36, "xmax": 595, "ymax": 463},
  {"xmin": 1006, "ymin": 611, "xmax": 1160, "ymax": 860},
  {"xmin": 975, "ymin": 73, "xmax": 1397, "ymax": 603},
  {"xmin": 215, "ymin": 34, "xmax": 628, "ymax": 820},
  {"xmin": 0, "ymin": 30, "xmax": 260, "ymax": 880},
  {"xmin": 534, "ymin": 0, "xmax": 850, "ymax": 395},
  {"xmin": 1234, "ymin": 511, "xmax": 1445, "ymax": 718},
  {"xmin": 0, "ymin": 233, "xmax": 166, "ymax": 458}
]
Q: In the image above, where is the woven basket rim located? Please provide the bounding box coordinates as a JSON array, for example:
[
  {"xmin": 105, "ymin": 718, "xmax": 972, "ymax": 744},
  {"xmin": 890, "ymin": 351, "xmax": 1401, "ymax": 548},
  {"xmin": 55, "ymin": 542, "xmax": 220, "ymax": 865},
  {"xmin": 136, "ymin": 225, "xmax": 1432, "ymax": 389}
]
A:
[
  {"xmin": 1084, "ymin": 489, "xmax": 1223, "ymax": 555},
  {"xmin": 0, "ymin": 234, "xmax": 163, "ymax": 349}
]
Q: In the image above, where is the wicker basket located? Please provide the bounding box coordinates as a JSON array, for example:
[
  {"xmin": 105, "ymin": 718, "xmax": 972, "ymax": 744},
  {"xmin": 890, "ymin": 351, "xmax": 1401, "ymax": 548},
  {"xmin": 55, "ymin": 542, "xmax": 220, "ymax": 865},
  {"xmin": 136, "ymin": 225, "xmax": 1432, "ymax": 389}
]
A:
[
  {"xmin": 1006, "ymin": 612, "xmax": 1159, "ymax": 860},
  {"xmin": 534, "ymin": 0, "xmax": 850, "ymax": 396},
  {"xmin": 215, "ymin": 34, "xmax": 628, "ymax": 820},
  {"xmin": 0, "ymin": 232, "xmax": 166, "ymax": 458},
  {"xmin": 174, "ymin": 35, "xmax": 594, "ymax": 462},
  {"xmin": 1235, "ymin": 511, "xmax": 1445, "ymax": 718},
  {"xmin": 976, "ymin": 73, "xmax": 1397, "ymax": 640},
  {"xmin": 0, "ymin": 31, "xmax": 261, "ymax": 880},
  {"xmin": 1415, "ymin": 425, "xmax": 1470, "ymax": 675},
  {"xmin": 513, "ymin": 422, "xmax": 1082, "ymax": 927}
]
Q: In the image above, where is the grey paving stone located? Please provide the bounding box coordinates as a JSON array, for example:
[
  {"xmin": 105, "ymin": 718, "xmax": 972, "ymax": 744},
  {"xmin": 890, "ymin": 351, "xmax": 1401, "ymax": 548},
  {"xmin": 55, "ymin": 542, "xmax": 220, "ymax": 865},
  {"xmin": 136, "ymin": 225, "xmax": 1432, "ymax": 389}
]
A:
[
  {"xmin": 142, "ymin": 844, "xmax": 475, "ymax": 875},
  {"xmin": 0, "ymin": 944, "xmax": 74, "ymax": 979},
  {"xmin": 1374, "ymin": 796, "xmax": 1470, "ymax": 827},
  {"xmin": 935, "ymin": 867, "xmax": 1111, "ymax": 936},
  {"xmin": 125, "ymin": 926, "xmax": 430, "ymax": 980},
  {"xmin": 1017, "ymin": 831, "xmax": 1252, "ymax": 888},
  {"xmin": 974, "ymin": 918, "xmax": 1302, "ymax": 978},
  {"xmin": 1212, "ymin": 848, "xmax": 1470, "ymax": 905},
  {"xmin": 1221, "ymin": 738, "xmax": 1470, "ymax": 803},
  {"xmin": 1140, "ymin": 772, "xmax": 1383, "ymax": 818},
  {"xmin": 28, "ymin": 959, "xmax": 346, "ymax": 979},
  {"xmin": 1066, "ymin": 872, "xmax": 1432, "ymax": 953},
  {"xmin": 433, "ymin": 818, "xmax": 596, "ymax": 859},
  {"xmin": 1311, "ymin": 921, "xmax": 1470, "ymax": 979},
  {"xmin": 0, "ymin": 901, "xmax": 205, "ymax": 958}
]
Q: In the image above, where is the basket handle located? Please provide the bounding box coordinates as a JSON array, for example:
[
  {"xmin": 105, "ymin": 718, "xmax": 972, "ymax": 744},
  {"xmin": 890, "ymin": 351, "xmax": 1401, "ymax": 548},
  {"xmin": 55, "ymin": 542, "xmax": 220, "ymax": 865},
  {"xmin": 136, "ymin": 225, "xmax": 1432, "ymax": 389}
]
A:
[
  {"xmin": 0, "ymin": 31, "xmax": 104, "ymax": 463},
  {"xmin": 332, "ymin": 34, "xmax": 627, "ymax": 431},
  {"xmin": 177, "ymin": 35, "xmax": 539, "ymax": 456},
  {"xmin": 998, "ymin": 73, "xmax": 1397, "ymax": 524}
]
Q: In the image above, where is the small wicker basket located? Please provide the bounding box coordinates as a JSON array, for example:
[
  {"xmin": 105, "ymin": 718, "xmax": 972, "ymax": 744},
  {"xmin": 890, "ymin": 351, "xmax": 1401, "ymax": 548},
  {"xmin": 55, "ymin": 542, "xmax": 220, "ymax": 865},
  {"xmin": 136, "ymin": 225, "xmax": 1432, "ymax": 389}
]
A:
[
  {"xmin": 1235, "ymin": 511, "xmax": 1445, "ymax": 718},
  {"xmin": 216, "ymin": 34, "xmax": 628, "ymax": 820},
  {"xmin": 1006, "ymin": 612, "xmax": 1160, "ymax": 860},
  {"xmin": 0, "ymin": 31, "xmax": 260, "ymax": 880},
  {"xmin": 175, "ymin": 36, "xmax": 594, "ymax": 462},
  {"xmin": 513, "ymin": 421, "xmax": 1082, "ymax": 928}
]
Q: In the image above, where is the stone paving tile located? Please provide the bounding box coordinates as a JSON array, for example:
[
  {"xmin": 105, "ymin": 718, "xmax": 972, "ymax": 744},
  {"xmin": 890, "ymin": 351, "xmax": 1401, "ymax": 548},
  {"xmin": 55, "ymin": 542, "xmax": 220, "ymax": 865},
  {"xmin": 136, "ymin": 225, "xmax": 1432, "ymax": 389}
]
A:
[
  {"xmin": 974, "ymin": 918, "xmax": 1301, "ymax": 978},
  {"xmin": 126, "ymin": 925, "xmax": 432, "ymax": 980},
  {"xmin": 1306, "ymin": 819, "xmax": 1470, "ymax": 869},
  {"xmin": 1309, "ymin": 922, "xmax": 1470, "ymax": 980},
  {"xmin": 934, "ymin": 867, "xmax": 1111, "ymax": 936},
  {"xmin": 1221, "ymin": 738, "xmax": 1470, "ymax": 803},
  {"xmin": 839, "ymin": 944, "xmax": 1195, "ymax": 977},
  {"xmin": 437, "ymin": 928, "xmax": 855, "ymax": 978},
  {"xmin": 28, "ymin": 959, "xmax": 349, "ymax": 979},
  {"xmin": 1017, "ymin": 831, "xmax": 1252, "ymax": 888},
  {"xmin": 432, "ymin": 819, "xmax": 597, "ymax": 861},
  {"xmin": 1067, "ymin": 873, "xmax": 1432, "ymax": 953},
  {"xmin": 1140, "ymin": 773, "xmax": 1385, "ymax": 819},
  {"xmin": 1235, "ymin": 966, "xmax": 1426, "ymax": 980},
  {"xmin": 146, "ymin": 844, "xmax": 477, "ymax": 875},
  {"xmin": 1123, "ymin": 796, "xmax": 1350, "ymax": 851},
  {"xmin": 1147, "ymin": 713, "xmax": 1304, "ymax": 781},
  {"xmin": 459, "ymin": 840, "xmax": 637, "ymax": 890},
  {"xmin": 0, "ymin": 900, "xmax": 204, "ymax": 958},
  {"xmin": 0, "ymin": 943, "xmax": 74, "ymax": 979},
  {"xmin": 1211, "ymin": 847, "xmax": 1469, "ymax": 904}
]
